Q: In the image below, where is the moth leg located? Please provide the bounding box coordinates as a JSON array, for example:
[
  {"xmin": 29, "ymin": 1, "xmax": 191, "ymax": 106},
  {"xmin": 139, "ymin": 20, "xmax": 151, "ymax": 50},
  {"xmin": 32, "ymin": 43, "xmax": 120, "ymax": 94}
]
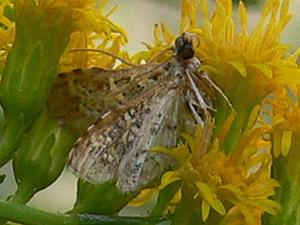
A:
[
  {"xmin": 186, "ymin": 70, "xmax": 214, "ymax": 155},
  {"xmin": 187, "ymin": 95, "xmax": 204, "ymax": 125},
  {"xmin": 202, "ymin": 72, "xmax": 235, "ymax": 114}
]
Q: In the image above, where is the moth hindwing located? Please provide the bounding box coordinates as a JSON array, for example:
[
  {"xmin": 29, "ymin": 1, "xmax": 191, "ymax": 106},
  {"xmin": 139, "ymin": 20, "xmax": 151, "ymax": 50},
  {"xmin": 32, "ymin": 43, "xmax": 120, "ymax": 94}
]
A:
[{"xmin": 47, "ymin": 32, "xmax": 216, "ymax": 193}]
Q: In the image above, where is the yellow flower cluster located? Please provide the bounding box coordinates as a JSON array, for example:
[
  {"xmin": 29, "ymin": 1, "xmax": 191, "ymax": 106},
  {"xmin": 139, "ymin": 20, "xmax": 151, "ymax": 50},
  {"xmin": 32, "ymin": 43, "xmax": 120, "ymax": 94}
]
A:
[
  {"xmin": 1, "ymin": 0, "xmax": 300, "ymax": 224},
  {"xmin": 130, "ymin": 0, "xmax": 300, "ymax": 224},
  {"xmin": 51, "ymin": 0, "xmax": 128, "ymax": 72},
  {"xmin": 0, "ymin": 0, "xmax": 127, "ymax": 73},
  {"xmin": 154, "ymin": 125, "xmax": 281, "ymax": 223}
]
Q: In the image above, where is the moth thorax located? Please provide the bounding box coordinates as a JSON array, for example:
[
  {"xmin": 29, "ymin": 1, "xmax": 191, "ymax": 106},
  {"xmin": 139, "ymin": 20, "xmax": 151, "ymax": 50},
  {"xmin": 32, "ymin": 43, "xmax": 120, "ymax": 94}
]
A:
[{"xmin": 187, "ymin": 57, "xmax": 201, "ymax": 72}]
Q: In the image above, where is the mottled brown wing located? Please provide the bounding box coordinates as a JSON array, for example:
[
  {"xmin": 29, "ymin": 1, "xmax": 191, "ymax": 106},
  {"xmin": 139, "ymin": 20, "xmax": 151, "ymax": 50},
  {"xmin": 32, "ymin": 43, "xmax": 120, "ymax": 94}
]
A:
[
  {"xmin": 115, "ymin": 88, "xmax": 183, "ymax": 192},
  {"xmin": 69, "ymin": 75, "xmax": 185, "ymax": 193},
  {"xmin": 47, "ymin": 63, "xmax": 167, "ymax": 133}
]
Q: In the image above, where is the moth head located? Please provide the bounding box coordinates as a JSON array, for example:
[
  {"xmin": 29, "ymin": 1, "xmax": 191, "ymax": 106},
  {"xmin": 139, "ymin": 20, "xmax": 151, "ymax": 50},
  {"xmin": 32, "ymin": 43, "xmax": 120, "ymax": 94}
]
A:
[{"xmin": 174, "ymin": 32, "xmax": 199, "ymax": 60}]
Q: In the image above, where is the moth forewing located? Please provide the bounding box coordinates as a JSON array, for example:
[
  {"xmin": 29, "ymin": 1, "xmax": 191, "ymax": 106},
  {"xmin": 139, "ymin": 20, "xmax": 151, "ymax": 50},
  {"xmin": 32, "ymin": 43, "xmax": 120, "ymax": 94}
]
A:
[{"xmin": 68, "ymin": 68, "xmax": 183, "ymax": 193}]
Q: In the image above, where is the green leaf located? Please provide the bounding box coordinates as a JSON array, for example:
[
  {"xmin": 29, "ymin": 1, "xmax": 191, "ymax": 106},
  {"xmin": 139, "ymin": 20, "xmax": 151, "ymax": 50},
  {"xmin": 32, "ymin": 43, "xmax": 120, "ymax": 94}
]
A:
[
  {"xmin": 263, "ymin": 153, "xmax": 300, "ymax": 225},
  {"xmin": 150, "ymin": 181, "xmax": 181, "ymax": 216},
  {"xmin": 0, "ymin": 0, "xmax": 73, "ymax": 168},
  {"xmin": 4, "ymin": 5, "xmax": 16, "ymax": 22},
  {"xmin": 171, "ymin": 183, "xmax": 202, "ymax": 225}
]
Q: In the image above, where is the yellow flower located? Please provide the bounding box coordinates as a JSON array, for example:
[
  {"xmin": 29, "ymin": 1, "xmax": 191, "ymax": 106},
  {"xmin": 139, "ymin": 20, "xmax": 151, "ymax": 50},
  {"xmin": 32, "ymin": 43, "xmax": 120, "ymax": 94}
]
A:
[
  {"xmin": 263, "ymin": 86, "xmax": 300, "ymax": 157},
  {"xmin": 51, "ymin": 0, "xmax": 127, "ymax": 72},
  {"xmin": 195, "ymin": 0, "xmax": 300, "ymax": 153},
  {"xmin": 0, "ymin": 0, "xmax": 127, "ymax": 73},
  {"xmin": 198, "ymin": 0, "xmax": 297, "ymax": 89},
  {"xmin": 132, "ymin": 0, "xmax": 200, "ymax": 63},
  {"xmin": 155, "ymin": 124, "xmax": 281, "ymax": 224},
  {"xmin": 129, "ymin": 188, "xmax": 159, "ymax": 207},
  {"xmin": 140, "ymin": 0, "xmax": 299, "ymax": 103}
]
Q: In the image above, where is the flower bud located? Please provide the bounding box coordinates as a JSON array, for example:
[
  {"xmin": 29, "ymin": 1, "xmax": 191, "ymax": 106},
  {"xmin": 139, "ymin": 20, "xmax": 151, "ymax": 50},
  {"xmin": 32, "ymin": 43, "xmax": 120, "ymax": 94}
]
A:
[
  {"xmin": 11, "ymin": 110, "xmax": 77, "ymax": 203},
  {"xmin": 0, "ymin": 0, "xmax": 73, "ymax": 167}
]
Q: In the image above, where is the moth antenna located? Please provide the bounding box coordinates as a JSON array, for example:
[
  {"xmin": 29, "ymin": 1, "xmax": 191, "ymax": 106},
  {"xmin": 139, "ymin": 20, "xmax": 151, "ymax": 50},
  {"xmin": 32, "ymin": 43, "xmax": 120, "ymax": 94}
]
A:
[
  {"xmin": 147, "ymin": 47, "xmax": 173, "ymax": 64},
  {"xmin": 68, "ymin": 48, "xmax": 139, "ymax": 68},
  {"xmin": 203, "ymin": 74, "xmax": 236, "ymax": 114},
  {"xmin": 183, "ymin": 32, "xmax": 201, "ymax": 47},
  {"xmin": 192, "ymin": 34, "xmax": 201, "ymax": 47}
]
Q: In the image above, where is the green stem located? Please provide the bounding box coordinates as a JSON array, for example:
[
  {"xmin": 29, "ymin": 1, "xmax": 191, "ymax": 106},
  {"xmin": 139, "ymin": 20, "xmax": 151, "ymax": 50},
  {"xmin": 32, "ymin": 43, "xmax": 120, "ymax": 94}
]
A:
[
  {"xmin": 9, "ymin": 183, "xmax": 35, "ymax": 204},
  {"xmin": 77, "ymin": 214, "xmax": 172, "ymax": 225},
  {"xmin": 0, "ymin": 200, "xmax": 172, "ymax": 225},
  {"xmin": 0, "ymin": 200, "xmax": 76, "ymax": 225},
  {"xmin": 217, "ymin": 103, "xmax": 253, "ymax": 154},
  {"xmin": 263, "ymin": 131, "xmax": 300, "ymax": 225}
]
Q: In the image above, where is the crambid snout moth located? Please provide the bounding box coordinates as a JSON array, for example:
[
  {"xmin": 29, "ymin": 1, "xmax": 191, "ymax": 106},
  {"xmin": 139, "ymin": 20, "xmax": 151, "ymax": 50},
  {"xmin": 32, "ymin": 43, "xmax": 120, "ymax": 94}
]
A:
[{"xmin": 47, "ymin": 33, "xmax": 223, "ymax": 193}]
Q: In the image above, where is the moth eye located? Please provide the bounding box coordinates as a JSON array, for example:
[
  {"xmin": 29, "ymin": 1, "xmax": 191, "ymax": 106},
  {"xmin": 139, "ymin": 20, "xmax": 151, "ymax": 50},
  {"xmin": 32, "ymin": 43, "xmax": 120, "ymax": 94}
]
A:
[{"xmin": 178, "ymin": 44, "xmax": 195, "ymax": 59}]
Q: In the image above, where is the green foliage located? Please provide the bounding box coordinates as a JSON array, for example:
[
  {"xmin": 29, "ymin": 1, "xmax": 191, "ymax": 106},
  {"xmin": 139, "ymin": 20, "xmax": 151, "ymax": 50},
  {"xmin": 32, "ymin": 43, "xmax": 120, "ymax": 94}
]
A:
[{"xmin": 0, "ymin": 0, "xmax": 73, "ymax": 167}]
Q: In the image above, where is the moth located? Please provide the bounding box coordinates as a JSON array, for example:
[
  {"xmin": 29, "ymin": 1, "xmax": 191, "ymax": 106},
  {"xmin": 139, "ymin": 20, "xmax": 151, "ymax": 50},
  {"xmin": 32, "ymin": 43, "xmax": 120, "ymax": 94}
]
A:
[{"xmin": 47, "ymin": 33, "xmax": 222, "ymax": 193}]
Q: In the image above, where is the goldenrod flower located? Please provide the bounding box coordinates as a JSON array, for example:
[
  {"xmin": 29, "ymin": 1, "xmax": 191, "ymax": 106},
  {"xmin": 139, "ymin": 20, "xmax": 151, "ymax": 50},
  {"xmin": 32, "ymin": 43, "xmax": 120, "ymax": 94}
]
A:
[
  {"xmin": 56, "ymin": 0, "xmax": 128, "ymax": 72},
  {"xmin": 0, "ymin": 0, "xmax": 127, "ymax": 73},
  {"xmin": 195, "ymin": 0, "xmax": 300, "ymax": 154},
  {"xmin": 154, "ymin": 124, "xmax": 280, "ymax": 224},
  {"xmin": 136, "ymin": 0, "xmax": 200, "ymax": 63},
  {"xmin": 262, "ymin": 86, "xmax": 300, "ymax": 157}
]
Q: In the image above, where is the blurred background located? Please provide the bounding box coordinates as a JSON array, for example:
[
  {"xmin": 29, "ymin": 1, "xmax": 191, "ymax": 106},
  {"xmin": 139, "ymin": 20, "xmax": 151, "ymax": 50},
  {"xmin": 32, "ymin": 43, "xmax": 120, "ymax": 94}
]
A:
[{"xmin": 0, "ymin": 0, "xmax": 299, "ymax": 215}]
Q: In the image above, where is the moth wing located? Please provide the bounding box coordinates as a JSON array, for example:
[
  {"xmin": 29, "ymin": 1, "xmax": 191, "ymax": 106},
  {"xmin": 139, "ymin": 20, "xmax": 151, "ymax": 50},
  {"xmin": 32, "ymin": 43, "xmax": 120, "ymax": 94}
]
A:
[
  {"xmin": 47, "ymin": 64, "xmax": 166, "ymax": 133},
  {"xmin": 116, "ymin": 88, "xmax": 182, "ymax": 193},
  {"xmin": 68, "ymin": 109, "xmax": 127, "ymax": 183},
  {"xmin": 47, "ymin": 67, "xmax": 117, "ymax": 132},
  {"xmin": 69, "ymin": 78, "xmax": 181, "ymax": 192}
]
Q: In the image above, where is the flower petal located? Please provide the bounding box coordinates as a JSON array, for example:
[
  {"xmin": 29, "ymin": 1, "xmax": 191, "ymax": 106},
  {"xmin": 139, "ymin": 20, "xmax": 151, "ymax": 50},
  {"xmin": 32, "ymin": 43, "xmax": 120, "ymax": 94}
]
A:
[{"xmin": 229, "ymin": 61, "xmax": 247, "ymax": 77}]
